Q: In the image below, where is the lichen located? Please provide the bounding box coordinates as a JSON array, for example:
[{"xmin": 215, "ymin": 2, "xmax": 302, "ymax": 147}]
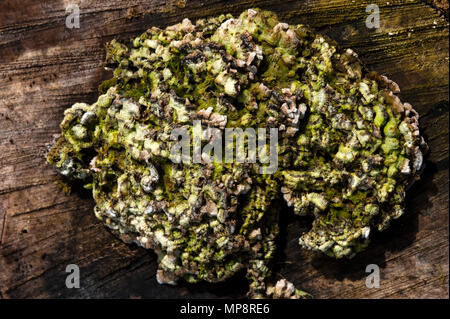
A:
[{"xmin": 47, "ymin": 8, "xmax": 427, "ymax": 298}]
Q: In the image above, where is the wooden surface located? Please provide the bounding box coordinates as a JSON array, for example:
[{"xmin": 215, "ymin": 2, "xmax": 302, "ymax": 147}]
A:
[{"xmin": 0, "ymin": 0, "xmax": 448, "ymax": 299}]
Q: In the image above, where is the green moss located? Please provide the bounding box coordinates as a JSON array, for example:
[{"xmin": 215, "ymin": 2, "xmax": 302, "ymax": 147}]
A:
[{"xmin": 99, "ymin": 78, "xmax": 117, "ymax": 95}]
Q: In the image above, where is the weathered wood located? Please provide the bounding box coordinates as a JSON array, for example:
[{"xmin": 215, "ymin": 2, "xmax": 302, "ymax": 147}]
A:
[
  {"xmin": 0, "ymin": 0, "xmax": 448, "ymax": 299},
  {"xmin": 427, "ymin": 0, "xmax": 449, "ymax": 16}
]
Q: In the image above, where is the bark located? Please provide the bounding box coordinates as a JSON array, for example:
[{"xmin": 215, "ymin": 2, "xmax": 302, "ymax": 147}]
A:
[{"xmin": 0, "ymin": 0, "xmax": 448, "ymax": 298}]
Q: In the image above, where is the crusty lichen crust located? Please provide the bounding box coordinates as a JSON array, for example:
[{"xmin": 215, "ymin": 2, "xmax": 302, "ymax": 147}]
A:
[{"xmin": 47, "ymin": 9, "xmax": 427, "ymax": 298}]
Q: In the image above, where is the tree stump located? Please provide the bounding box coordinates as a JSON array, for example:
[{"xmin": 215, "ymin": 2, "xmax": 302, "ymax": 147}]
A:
[{"xmin": 0, "ymin": 0, "xmax": 448, "ymax": 298}]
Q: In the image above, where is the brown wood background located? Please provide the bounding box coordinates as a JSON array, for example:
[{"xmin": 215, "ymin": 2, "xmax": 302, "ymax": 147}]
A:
[{"xmin": 0, "ymin": 0, "xmax": 448, "ymax": 299}]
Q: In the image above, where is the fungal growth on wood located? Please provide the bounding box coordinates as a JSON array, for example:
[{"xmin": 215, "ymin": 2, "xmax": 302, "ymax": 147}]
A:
[{"xmin": 47, "ymin": 8, "xmax": 427, "ymax": 298}]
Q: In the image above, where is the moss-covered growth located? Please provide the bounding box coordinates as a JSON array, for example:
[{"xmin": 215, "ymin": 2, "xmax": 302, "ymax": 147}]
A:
[{"xmin": 47, "ymin": 8, "xmax": 427, "ymax": 298}]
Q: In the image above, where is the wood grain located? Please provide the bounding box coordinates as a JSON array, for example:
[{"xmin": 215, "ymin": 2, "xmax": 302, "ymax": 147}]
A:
[{"xmin": 0, "ymin": 0, "xmax": 448, "ymax": 299}]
